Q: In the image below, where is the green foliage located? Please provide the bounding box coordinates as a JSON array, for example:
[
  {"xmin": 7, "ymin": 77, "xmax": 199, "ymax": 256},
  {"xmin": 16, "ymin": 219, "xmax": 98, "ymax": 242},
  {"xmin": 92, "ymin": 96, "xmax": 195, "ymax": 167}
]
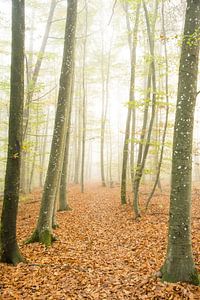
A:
[
  {"xmin": 126, "ymin": 97, "xmax": 150, "ymax": 109},
  {"xmin": 185, "ymin": 28, "xmax": 200, "ymax": 47},
  {"xmin": 0, "ymin": 80, "xmax": 9, "ymax": 91}
]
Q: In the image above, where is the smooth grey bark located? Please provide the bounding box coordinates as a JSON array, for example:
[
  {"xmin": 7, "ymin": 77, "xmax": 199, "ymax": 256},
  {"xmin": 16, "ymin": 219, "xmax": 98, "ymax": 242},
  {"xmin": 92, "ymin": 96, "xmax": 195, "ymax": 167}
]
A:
[
  {"xmin": 24, "ymin": 0, "xmax": 57, "ymax": 120},
  {"xmin": 101, "ymin": 38, "xmax": 112, "ymax": 188},
  {"xmin": 81, "ymin": 0, "xmax": 88, "ymax": 193},
  {"xmin": 29, "ymin": 104, "xmax": 40, "ymax": 192},
  {"xmin": 160, "ymin": 0, "xmax": 200, "ymax": 284},
  {"xmin": 121, "ymin": 2, "xmax": 141, "ymax": 204},
  {"xmin": 145, "ymin": 0, "xmax": 169, "ymax": 210},
  {"xmin": 100, "ymin": 34, "xmax": 107, "ymax": 188},
  {"xmin": 20, "ymin": 0, "xmax": 57, "ymax": 193},
  {"xmin": 73, "ymin": 83, "xmax": 82, "ymax": 185},
  {"xmin": 26, "ymin": 0, "xmax": 77, "ymax": 246},
  {"xmin": 39, "ymin": 107, "xmax": 50, "ymax": 188},
  {"xmin": 133, "ymin": 0, "xmax": 158, "ymax": 218},
  {"xmin": 108, "ymin": 123, "xmax": 113, "ymax": 187},
  {"xmin": 0, "ymin": 0, "xmax": 25, "ymax": 265},
  {"xmin": 58, "ymin": 65, "xmax": 75, "ymax": 211},
  {"xmin": 123, "ymin": 1, "xmax": 139, "ymax": 187}
]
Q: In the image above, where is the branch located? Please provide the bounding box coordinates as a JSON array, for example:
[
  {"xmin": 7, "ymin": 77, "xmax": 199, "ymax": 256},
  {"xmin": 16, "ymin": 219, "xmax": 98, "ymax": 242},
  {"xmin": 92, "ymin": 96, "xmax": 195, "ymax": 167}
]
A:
[
  {"xmin": 31, "ymin": 85, "xmax": 57, "ymax": 102},
  {"xmin": 48, "ymin": 36, "xmax": 64, "ymax": 40},
  {"xmin": 51, "ymin": 18, "xmax": 66, "ymax": 23},
  {"xmin": 108, "ymin": 0, "xmax": 118, "ymax": 25}
]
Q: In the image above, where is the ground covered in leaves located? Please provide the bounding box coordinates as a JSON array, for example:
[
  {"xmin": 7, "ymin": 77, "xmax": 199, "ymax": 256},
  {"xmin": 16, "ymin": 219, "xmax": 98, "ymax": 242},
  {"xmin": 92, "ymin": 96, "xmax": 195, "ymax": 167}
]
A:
[{"xmin": 0, "ymin": 184, "xmax": 200, "ymax": 299}]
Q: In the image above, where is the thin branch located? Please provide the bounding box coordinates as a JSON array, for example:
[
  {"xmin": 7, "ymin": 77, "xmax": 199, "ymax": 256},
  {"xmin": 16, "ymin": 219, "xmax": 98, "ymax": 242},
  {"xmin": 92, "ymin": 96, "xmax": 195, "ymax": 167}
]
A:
[
  {"xmin": 31, "ymin": 85, "xmax": 57, "ymax": 102},
  {"xmin": 51, "ymin": 18, "xmax": 66, "ymax": 23},
  {"xmin": 48, "ymin": 36, "xmax": 64, "ymax": 40},
  {"xmin": 108, "ymin": 0, "xmax": 118, "ymax": 25}
]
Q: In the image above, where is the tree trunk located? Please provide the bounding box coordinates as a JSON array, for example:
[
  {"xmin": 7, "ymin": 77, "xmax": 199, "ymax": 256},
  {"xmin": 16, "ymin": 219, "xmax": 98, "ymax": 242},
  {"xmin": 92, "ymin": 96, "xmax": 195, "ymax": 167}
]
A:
[
  {"xmin": 39, "ymin": 107, "xmax": 50, "ymax": 188},
  {"xmin": 145, "ymin": 0, "xmax": 169, "ymax": 210},
  {"xmin": 100, "ymin": 34, "xmax": 107, "ymax": 188},
  {"xmin": 160, "ymin": 0, "xmax": 200, "ymax": 284},
  {"xmin": 58, "ymin": 65, "xmax": 75, "ymax": 211},
  {"xmin": 81, "ymin": 0, "xmax": 88, "ymax": 193},
  {"xmin": 0, "ymin": 0, "xmax": 25, "ymax": 265},
  {"xmin": 133, "ymin": 0, "xmax": 158, "ymax": 218},
  {"xmin": 29, "ymin": 104, "xmax": 40, "ymax": 192},
  {"xmin": 21, "ymin": 0, "xmax": 57, "ymax": 193},
  {"xmin": 26, "ymin": 0, "xmax": 77, "ymax": 246},
  {"xmin": 121, "ymin": 2, "xmax": 141, "ymax": 204},
  {"xmin": 73, "ymin": 87, "xmax": 82, "ymax": 184}
]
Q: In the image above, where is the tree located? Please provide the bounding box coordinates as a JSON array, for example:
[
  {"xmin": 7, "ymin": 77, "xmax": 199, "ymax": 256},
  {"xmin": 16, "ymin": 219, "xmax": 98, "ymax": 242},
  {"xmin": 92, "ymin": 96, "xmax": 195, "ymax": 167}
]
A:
[
  {"xmin": 80, "ymin": 0, "xmax": 88, "ymax": 193},
  {"xmin": 121, "ymin": 1, "xmax": 141, "ymax": 204},
  {"xmin": 133, "ymin": 0, "xmax": 158, "ymax": 218},
  {"xmin": 26, "ymin": 0, "xmax": 78, "ymax": 246},
  {"xmin": 20, "ymin": 0, "xmax": 57, "ymax": 194},
  {"xmin": 58, "ymin": 65, "xmax": 74, "ymax": 211},
  {"xmin": 160, "ymin": 0, "xmax": 200, "ymax": 284},
  {"xmin": 0, "ymin": 0, "xmax": 25, "ymax": 265},
  {"xmin": 145, "ymin": 0, "xmax": 169, "ymax": 210}
]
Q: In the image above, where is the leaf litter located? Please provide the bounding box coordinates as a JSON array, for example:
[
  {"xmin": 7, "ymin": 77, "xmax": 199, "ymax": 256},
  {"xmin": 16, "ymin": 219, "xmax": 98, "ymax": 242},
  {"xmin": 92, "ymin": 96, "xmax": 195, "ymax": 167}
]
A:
[{"xmin": 0, "ymin": 184, "xmax": 200, "ymax": 299}]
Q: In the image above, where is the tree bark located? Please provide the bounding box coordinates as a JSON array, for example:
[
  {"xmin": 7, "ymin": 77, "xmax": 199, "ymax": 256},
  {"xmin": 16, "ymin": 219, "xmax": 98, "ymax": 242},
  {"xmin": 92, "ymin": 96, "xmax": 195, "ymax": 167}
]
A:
[
  {"xmin": 100, "ymin": 34, "xmax": 107, "ymax": 188},
  {"xmin": 133, "ymin": 0, "xmax": 158, "ymax": 218},
  {"xmin": 81, "ymin": 0, "xmax": 88, "ymax": 193},
  {"xmin": 0, "ymin": 0, "xmax": 25, "ymax": 265},
  {"xmin": 58, "ymin": 65, "xmax": 75, "ymax": 211},
  {"xmin": 26, "ymin": 0, "xmax": 77, "ymax": 246},
  {"xmin": 160, "ymin": 0, "xmax": 200, "ymax": 284},
  {"xmin": 145, "ymin": 0, "xmax": 169, "ymax": 210},
  {"xmin": 121, "ymin": 2, "xmax": 141, "ymax": 204},
  {"xmin": 21, "ymin": 0, "xmax": 57, "ymax": 193}
]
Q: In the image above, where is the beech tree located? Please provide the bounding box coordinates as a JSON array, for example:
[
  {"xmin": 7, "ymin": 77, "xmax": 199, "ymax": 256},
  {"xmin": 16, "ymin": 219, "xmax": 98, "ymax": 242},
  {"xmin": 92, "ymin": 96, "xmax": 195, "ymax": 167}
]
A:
[
  {"xmin": 21, "ymin": 0, "xmax": 57, "ymax": 193},
  {"xmin": 80, "ymin": 0, "xmax": 88, "ymax": 193},
  {"xmin": 160, "ymin": 0, "xmax": 200, "ymax": 284},
  {"xmin": 133, "ymin": 0, "xmax": 158, "ymax": 218},
  {"xmin": 0, "ymin": 0, "xmax": 25, "ymax": 265},
  {"xmin": 27, "ymin": 0, "xmax": 78, "ymax": 246},
  {"xmin": 121, "ymin": 1, "xmax": 141, "ymax": 204}
]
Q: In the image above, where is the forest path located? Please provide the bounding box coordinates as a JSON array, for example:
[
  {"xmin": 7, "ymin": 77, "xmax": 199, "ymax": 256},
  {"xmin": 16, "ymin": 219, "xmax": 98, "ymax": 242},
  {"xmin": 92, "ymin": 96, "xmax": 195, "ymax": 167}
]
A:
[{"xmin": 1, "ymin": 185, "xmax": 200, "ymax": 299}]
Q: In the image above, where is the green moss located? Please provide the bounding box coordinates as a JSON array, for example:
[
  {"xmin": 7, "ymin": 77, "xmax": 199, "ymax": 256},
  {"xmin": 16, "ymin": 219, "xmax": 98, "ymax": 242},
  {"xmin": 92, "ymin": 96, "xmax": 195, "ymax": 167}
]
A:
[
  {"xmin": 25, "ymin": 228, "xmax": 57, "ymax": 247},
  {"xmin": 65, "ymin": 205, "xmax": 72, "ymax": 211},
  {"xmin": 24, "ymin": 230, "xmax": 39, "ymax": 244},
  {"xmin": 189, "ymin": 271, "xmax": 200, "ymax": 286},
  {"xmin": 161, "ymin": 270, "xmax": 199, "ymax": 286},
  {"xmin": 52, "ymin": 223, "xmax": 59, "ymax": 229},
  {"xmin": 11, "ymin": 249, "xmax": 26, "ymax": 265},
  {"xmin": 39, "ymin": 229, "xmax": 52, "ymax": 247}
]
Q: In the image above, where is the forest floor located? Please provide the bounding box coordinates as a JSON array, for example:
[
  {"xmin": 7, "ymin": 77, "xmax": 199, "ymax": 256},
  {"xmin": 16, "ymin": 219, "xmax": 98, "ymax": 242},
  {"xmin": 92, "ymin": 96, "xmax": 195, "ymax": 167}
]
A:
[{"xmin": 0, "ymin": 184, "xmax": 200, "ymax": 299}]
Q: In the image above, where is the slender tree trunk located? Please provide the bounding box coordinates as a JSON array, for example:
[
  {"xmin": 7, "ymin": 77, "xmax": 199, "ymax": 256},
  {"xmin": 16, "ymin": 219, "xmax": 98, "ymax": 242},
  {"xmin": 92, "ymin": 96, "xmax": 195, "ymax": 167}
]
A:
[
  {"xmin": 100, "ymin": 34, "xmax": 106, "ymax": 188},
  {"xmin": 109, "ymin": 122, "xmax": 113, "ymax": 187},
  {"xmin": 73, "ymin": 86, "xmax": 81, "ymax": 184},
  {"xmin": 21, "ymin": 0, "xmax": 57, "ymax": 193},
  {"xmin": 0, "ymin": 0, "xmax": 25, "ymax": 265},
  {"xmin": 121, "ymin": 3, "xmax": 141, "ymax": 204},
  {"xmin": 26, "ymin": 0, "xmax": 77, "ymax": 246},
  {"xmin": 133, "ymin": 0, "xmax": 158, "ymax": 218},
  {"xmin": 39, "ymin": 107, "xmax": 50, "ymax": 188},
  {"xmin": 29, "ymin": 104, "xmax": 40, "ymax": 192},
  {"xmin": 81, "ymin": 0, "xmax": 88, "ymax": 193},
  {"xmin": 145, "ymin": 0, "xmax": 169, "ymax": 210},
  {"xmin": 58, "ymin": 65, "xmax": 75, "ymax": 211},
  {"xmin": 160, "ymin": 0, "xmax": 200, "ymax": 284}
]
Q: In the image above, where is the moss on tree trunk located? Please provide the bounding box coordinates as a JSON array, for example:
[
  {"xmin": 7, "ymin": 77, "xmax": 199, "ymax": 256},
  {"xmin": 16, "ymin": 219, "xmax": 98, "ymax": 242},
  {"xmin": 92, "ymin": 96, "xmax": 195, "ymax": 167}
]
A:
[
  {"xmin": 0, "ymin": 0, "xmax": 25, "ymax": 265},
  {"xmin": 26, "ymin": 0, "xmax": 78, "ymax": 247},
  {"xmin": 160, "ymin": 0, "xmax": 200, "ymax": 285}
]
